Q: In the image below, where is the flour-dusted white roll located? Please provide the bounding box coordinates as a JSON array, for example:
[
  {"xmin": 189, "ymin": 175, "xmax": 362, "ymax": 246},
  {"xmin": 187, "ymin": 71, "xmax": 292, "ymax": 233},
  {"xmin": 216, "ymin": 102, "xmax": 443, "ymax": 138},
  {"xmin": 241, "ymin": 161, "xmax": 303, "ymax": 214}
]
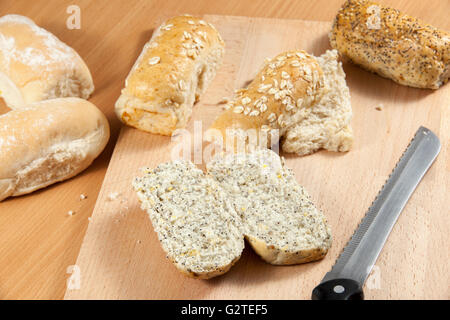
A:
[
  {"xmin": 0, "ymin": 98, "xmax": 109, "ymax": 202},
  {"xmin": 0, "ymin": 14, "xmax": 94, "ymax": 109}
]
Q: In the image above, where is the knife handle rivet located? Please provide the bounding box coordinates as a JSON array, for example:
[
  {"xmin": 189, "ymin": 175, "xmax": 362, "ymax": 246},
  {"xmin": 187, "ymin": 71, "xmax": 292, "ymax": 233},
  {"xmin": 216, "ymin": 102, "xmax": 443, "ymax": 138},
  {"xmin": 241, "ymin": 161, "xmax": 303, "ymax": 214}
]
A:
[{"xmin": 333, "ymin": 285, "xmax": 345, "ymax": 294}]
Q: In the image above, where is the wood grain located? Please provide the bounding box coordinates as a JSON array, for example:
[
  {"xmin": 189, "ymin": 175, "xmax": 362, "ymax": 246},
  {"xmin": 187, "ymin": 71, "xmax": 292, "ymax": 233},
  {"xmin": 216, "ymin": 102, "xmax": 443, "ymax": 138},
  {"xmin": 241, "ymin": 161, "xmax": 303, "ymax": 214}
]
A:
[
  {"xmin": 0, "ymin": 0, "xmax": 449, "ymax": 300},
  {"xmin": 63, "ymin": 15, "xmax": 449, "ymax": 300}
]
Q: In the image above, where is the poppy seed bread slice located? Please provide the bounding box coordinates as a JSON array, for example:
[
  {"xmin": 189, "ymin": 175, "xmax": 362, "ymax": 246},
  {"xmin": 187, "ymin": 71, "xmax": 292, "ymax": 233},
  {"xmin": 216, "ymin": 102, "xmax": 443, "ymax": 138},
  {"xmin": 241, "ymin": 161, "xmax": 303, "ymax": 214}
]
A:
[
  {"xmin": 133, "ymin": 160, "xmax": 244, "ymax": 279},
  {"xmin": 207, "ymin": 149, "xmax": 332, "ymax": 265},
  {"xmin": 134, "ymin": 150, "xmax": 332, "ymax": 278}
]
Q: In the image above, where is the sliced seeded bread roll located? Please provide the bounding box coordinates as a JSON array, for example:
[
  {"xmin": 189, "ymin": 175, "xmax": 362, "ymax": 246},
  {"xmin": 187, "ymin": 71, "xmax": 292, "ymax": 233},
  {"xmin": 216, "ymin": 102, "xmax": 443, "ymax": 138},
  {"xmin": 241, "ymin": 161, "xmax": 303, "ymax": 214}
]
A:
[
  {"xmin": 0, "ymin": 98, "xmax": 109, "ymax": 202},
  {"xmin": 133, "ymin": 160, "xmax": 244, "ymax": 279},
  {"xmin": 133, "ymin": 150, "xmax": 332, "ymax": 277},
  {"xmin": 207, "ymin": 149, "xmax": 332, "ymax": 265}
]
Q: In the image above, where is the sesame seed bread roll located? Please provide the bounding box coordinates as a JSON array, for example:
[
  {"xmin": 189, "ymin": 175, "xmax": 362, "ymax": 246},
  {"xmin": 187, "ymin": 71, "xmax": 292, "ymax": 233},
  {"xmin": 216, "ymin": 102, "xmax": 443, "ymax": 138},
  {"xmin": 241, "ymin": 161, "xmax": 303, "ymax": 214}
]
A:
[
  {"xmin": 207, "ymin": 149, "xmax": 332, "ymax": 265},
  {"xmin": 115, "ymin": 15, "xmax": 225, "ymax": 136},
  {"xmin": 207, "ymin": 49, "xmax": 353, "ymax": 156},
  {"xmin": 133, "ymin": 161, "xmax": 244, "ymax": 279},
  {"xmin": 330, "ymin": 0, "xmax": 450, "ymax": 89},
  {"xmin": 0, "ymin": 15, "xmax": 94, "ymax": 109},
  {"xmin": 0, "ymin": 98, "xmax": 109, "ymax": 202}
]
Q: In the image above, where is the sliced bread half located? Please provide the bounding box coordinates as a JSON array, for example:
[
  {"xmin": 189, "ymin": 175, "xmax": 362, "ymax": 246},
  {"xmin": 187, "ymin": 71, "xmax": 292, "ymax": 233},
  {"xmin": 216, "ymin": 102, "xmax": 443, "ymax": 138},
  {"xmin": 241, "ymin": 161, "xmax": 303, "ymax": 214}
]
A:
[
  {"xmin": 207, "ymin": 149, "xmax": 332, "ymax": 265},
  {"xmin": 133, "ymin": 160, "xmax": 244, "ymax": 279}
]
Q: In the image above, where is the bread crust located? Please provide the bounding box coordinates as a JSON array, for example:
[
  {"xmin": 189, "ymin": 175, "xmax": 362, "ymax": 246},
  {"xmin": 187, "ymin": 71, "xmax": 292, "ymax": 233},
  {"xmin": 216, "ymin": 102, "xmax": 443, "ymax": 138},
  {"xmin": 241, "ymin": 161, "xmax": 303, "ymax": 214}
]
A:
[
  {"xmin": 115, "ymin": 15, "xmax": 225, "ymax": 135},
  {"xmin": 0, "ymin": 14, "xmax": 94, "ymax": 108},
  {"xmin": 0, "ymin": 98, "xmax": 109, "ymax": 202},
  {"xmin": 172, "ymin": 253, "xmax": 242, "ymax": 279},
  {"xmin": 330, "ymin": 0, "xmax": 450, "ymax": 89},
  {"xmin": 246, "ymin": 235, "xmax": 329, "ymax": 265}
]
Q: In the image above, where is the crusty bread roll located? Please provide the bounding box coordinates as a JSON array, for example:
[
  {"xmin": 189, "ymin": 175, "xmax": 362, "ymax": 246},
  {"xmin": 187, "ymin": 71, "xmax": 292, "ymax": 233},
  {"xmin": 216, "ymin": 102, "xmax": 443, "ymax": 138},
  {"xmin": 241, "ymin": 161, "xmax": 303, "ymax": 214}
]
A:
[
  {"xmin": 0, "ymin": 14, "xmax": 94, "ymax": 109},
  {"xmin": 207, "ymin": 49, "xmax": 353, "ymax": 156},
  {"xmin": 133, "ymin": 149, "xmax": 331, "ymax": 278},
  {"xmin": 115, "ymin": 15, "xmax": 225, "ymax": 136},
  {"xmin": 330, "ymin": 0, "xmax": 450, "ymax": 89},
  {"xmin": 0, "ymin": 98, "xmax": 109, "ymax": 202}
]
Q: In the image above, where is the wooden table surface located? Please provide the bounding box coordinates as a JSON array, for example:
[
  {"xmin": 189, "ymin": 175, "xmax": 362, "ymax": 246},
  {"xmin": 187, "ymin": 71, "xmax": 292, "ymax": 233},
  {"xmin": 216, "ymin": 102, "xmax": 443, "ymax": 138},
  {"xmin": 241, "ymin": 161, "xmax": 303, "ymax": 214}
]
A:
[{"xmin": 0, "ymin": 0, "xmax": 448, "ymax": 300}]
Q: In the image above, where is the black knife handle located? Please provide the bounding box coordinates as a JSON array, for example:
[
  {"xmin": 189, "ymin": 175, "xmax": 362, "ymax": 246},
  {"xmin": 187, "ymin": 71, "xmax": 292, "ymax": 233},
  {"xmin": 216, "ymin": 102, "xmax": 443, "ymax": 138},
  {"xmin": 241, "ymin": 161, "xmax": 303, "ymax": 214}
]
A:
[{"xmin": 311, "ymin": 279, "xmax": 364, "ymax": 300}]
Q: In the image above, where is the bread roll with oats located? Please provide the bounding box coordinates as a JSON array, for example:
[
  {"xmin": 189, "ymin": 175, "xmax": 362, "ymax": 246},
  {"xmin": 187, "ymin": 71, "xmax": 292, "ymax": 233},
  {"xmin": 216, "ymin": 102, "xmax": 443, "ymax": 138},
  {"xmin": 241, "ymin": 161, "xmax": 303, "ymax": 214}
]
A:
[
  {"xmin": 115, "ymin": 15, "xmax": 225, "ymax": 136},
  {"xmin": 330, "ymin": 0, "xmax": 450, "ymax": 89},
  {"xmin": 208, "ymin": 49, "xmax": 353, "ymax": 156},
  {"xmin": 0, "ymin": 14, "xmax": 94, "ymax": 109},
  {"xmin": 0, "ymin": 98, "xmax": 109, "ymax": 202}
]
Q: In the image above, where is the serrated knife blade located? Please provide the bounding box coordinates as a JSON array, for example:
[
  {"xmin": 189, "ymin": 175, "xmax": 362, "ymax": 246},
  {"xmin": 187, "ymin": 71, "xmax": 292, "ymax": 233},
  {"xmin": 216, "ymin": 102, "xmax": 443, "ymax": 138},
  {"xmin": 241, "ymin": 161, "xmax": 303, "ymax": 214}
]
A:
[{"xmin": 312, "ymin": 126, "xmax": 441, "ymax": 300}]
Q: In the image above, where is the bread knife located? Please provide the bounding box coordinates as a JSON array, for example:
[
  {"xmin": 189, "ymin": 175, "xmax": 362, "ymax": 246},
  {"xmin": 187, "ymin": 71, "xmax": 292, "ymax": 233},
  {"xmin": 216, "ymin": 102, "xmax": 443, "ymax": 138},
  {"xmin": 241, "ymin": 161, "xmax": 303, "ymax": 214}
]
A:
[{"xmin": 311, "ymin": 126, "xmax": 441, "ymax": 300}]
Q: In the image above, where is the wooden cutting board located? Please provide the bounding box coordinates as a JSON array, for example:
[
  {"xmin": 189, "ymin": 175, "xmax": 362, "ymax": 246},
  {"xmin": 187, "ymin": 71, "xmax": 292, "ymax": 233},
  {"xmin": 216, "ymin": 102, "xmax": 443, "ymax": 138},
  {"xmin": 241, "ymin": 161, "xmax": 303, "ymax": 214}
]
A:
[{"xmin": 64, "ymin": 15, "xmax": 449, "ymax": 300}]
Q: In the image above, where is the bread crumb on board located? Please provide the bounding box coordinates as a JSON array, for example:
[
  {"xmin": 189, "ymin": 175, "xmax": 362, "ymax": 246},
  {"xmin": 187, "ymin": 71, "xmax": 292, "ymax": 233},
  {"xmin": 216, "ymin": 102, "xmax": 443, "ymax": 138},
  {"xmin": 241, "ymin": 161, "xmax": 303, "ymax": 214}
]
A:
[
  {"xmin": 375, "ymin": 104, "xmax": 384, "ymax": 111},
  {"xmin": 80, "ymin": 194, "xmax": 87, "ymax": 200},
  {"xmin": 217, "ymin": 97, "xmax": 230, "ymax": 104},
  {"xmin": 67, "ymin": 210, "xmax": 75, "ymax": 216},
  {"xmin": 107, "ymin": 192, "xmax": 121, "ymax": 201}
]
